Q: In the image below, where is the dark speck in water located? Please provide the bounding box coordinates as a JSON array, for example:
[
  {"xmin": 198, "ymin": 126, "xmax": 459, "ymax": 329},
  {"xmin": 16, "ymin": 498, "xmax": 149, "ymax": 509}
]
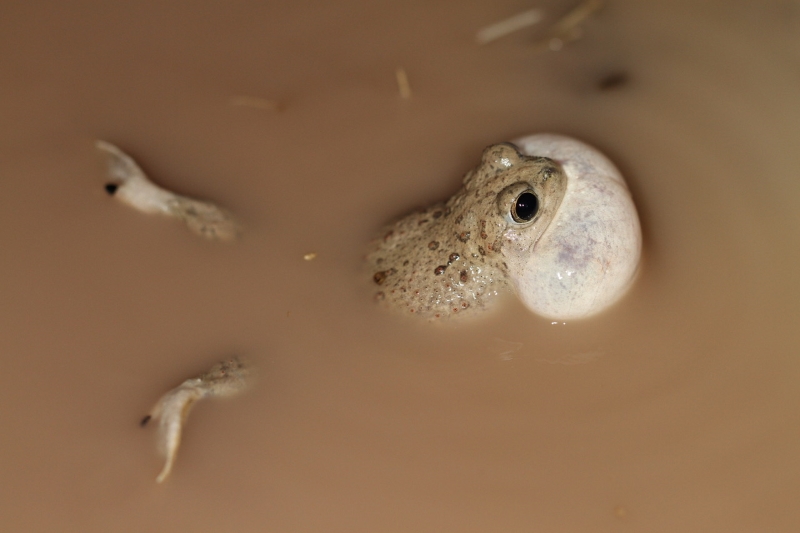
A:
[{"xmin": 597, "ymin": 71, "xmax": 629, "ymax": 91}]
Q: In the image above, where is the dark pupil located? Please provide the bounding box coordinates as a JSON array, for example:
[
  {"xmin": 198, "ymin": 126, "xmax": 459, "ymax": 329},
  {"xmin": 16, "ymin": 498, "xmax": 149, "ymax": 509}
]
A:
[{"xmin": 513, "ymin": 192, "xmax": 539, "ymax": 222}]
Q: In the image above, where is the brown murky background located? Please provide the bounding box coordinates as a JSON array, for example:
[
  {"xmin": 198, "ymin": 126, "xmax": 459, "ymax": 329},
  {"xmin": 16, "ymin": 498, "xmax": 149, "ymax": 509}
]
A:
[{"xmin": 2, "ymin": 1, "xmax": 800, "ymax": 531}]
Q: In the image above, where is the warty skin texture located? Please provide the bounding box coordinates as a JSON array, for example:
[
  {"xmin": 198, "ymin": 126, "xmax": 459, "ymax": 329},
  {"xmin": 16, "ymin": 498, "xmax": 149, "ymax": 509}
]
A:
[{"xmin": 367, "ymin": 134, "xmax": 641, "ymax": 320}]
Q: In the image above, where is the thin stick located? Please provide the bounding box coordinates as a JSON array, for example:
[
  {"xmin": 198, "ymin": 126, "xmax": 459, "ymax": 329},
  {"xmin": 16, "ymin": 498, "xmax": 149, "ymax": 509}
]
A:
[
  {"xmin": 535, "ymin": 0, "xmax": 604, "ymax": 51},
  {"xmin": 475, "ymin": 8, "xmax": 543, "ymax": 44},
  {"xmin": 550, "ymin": 0, "xmax": 603, "ymax": 36},
  {"xmin": 395, "ymin": 67, "xmax": 412, "ymax": 100}
]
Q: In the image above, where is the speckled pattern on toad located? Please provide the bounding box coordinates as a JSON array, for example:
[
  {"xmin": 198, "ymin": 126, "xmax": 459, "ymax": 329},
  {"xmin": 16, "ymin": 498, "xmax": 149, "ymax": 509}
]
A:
[{"xmin": 367, "ymin": 143, "xmax": 567, "ymax": 319}]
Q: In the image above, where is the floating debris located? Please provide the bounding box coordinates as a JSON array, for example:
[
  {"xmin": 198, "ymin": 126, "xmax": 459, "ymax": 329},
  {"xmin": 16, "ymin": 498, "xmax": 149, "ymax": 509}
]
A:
[
  {"xmin": 229, "ymin": 95, "xmax": 281, "ymax": 111},
  {"xmin": 395, "ymin": 67, "xmax": 412, "ymax": 100},
  {"xmin": 535, "ymin": 0, "xmax": 604, "ymax": 51},
  {"xmin": 303, "ymin": 252, "xmax": 317, "ymax": 261},
  {"xmin": 597, "ymin": 71, "xmax": 629, "ymax": 91},
  {"xmin": 475, "ymin": 8, "xmax": 543, "ymax": 44},
  {"xmin": 96, "ymin": 141, "xmax": 241, "ymax": 241},
  {"xmin": 141, "ymin": 357, "xmax": 251, "ymax": 483},
  {"xmin": 614, "ymin": 505, "xmax": 628, "ymax": 520}
]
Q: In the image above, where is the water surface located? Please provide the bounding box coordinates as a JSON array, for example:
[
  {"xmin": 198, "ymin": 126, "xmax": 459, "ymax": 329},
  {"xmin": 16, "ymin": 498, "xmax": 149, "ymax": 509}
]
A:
[{"xmin": 1, "ymin": 1, "xmax": 799, "ymax": 531}]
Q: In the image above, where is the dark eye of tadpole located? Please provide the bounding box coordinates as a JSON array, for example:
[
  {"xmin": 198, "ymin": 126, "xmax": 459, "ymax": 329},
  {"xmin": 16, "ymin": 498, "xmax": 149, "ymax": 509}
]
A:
[{"xmin": 512, "ymin": 191, "xmax": 539, "ymax": 222}]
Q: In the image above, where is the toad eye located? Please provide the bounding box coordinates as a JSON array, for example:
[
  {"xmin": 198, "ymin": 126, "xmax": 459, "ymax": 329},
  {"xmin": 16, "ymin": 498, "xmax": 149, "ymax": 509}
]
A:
[
  {"xmin": 497, "ymin": 182, "xmax": 539, "ymax": 225},
  {"xmin": 512, "ymin": 191, "xmax": 539, "ymax": 223}
]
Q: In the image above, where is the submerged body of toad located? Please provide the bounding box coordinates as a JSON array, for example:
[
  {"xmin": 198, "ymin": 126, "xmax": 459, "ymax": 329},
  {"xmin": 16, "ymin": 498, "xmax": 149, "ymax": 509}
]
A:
[{"xmin": 367, "ymin": 143, "xmax": 568, "ymax": 319}]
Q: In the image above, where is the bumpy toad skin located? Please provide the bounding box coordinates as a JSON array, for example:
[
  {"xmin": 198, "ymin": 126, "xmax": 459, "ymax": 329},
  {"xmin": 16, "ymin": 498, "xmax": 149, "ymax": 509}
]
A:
[
  {"xmin": 367, "ymin": 134, "xmax": 642, "ymax": 321},
  {"xmin": 367, "ymin": 143, "xmax": 568, "ymax": 319}
]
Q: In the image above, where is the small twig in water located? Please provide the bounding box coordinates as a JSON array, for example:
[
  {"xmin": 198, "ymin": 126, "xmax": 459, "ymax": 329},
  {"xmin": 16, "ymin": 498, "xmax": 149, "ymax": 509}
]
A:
[
  {"xmin": 96, "ymin": 141, "xmax": 242, "ymax": 241},
  {"xmin": 534, "ymin": 0, "xmax": 604, "ymax": 51},
  {"xmin": 475, "ymin": 8, "xmax": 543, "ymax": 44},
  {"xmin": 395, "ymin": 68, "xmax": 412, "ymax": 100},
  {"xmin": 142, "ymin": 357, "xmax": 251, "ymax": 483}
]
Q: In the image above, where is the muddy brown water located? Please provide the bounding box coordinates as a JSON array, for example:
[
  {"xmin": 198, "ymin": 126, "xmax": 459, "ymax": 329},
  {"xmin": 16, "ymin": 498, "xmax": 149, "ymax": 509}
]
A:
[{"xmin": 2, "ymin": 1, "xmax": 800, "ymax": 531}]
